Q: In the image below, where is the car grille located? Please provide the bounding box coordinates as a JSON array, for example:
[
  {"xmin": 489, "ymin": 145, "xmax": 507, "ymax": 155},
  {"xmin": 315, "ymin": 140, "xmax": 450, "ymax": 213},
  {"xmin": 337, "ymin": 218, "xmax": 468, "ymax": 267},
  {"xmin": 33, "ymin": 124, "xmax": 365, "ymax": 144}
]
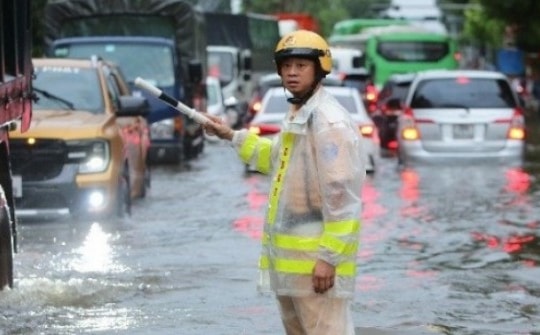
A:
[{"xmin": 10, "ymin": 139, "xmax": 67, "ymax": 181}]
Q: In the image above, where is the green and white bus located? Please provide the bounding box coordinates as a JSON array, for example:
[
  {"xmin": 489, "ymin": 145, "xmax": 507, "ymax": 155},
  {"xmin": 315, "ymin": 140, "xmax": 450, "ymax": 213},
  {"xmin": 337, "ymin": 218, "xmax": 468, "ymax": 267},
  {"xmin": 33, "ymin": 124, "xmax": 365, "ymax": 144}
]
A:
[{"xmin": 329, "ymin": 25, "xmax": 460, "ymax": 88}]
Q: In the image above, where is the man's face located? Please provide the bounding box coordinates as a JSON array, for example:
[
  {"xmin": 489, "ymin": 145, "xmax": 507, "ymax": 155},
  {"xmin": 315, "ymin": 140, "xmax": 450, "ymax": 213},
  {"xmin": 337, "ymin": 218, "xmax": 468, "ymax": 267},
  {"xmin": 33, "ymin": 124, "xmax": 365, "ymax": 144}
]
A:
[{"xmin": 279, "ymin": 57, "xmax": 316, "ymax": 97}]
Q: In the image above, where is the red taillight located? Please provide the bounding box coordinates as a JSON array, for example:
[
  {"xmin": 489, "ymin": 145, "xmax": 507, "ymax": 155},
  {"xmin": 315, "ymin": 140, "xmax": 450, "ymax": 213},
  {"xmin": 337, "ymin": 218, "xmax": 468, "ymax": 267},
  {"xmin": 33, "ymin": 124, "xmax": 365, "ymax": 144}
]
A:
[
  {"xmin": 365, "ymin": 85, "xmax": 378, "ymax": 102},
  {"xmin": 508, "ymin": 108, "xmax": 525, "ymax": 140},
  {"xmin": 387, "ymin": 140, "xmax": 399, "ymax": 149},
  {"xmin": 401, "ymin": 107, "xmax": 420, "ymax": 141},
  {"xmin": 494, "ymin": 108, "xmax": 525, "ymax": 140}
]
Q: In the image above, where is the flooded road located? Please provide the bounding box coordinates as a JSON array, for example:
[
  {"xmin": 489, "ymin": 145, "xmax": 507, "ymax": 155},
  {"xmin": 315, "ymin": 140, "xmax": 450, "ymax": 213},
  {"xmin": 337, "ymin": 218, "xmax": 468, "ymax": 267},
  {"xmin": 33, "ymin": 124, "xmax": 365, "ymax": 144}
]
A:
[{"xmin": 2, "ymin": 123, "xmax": 540, "ymax": 334}]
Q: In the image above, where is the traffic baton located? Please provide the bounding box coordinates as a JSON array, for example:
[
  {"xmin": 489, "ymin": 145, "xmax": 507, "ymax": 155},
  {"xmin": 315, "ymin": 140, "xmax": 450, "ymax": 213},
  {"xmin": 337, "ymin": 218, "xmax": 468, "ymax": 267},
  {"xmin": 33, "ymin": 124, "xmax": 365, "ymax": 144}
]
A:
[{"xmin": 134, "ymin": 77, "xmax": 210, "ymax": 124}]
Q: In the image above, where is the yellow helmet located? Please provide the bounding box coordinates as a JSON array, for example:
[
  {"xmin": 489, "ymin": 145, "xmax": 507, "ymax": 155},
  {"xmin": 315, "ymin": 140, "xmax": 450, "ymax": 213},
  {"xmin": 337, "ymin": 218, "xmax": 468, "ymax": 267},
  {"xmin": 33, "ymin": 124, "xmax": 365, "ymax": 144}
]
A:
[{"xmin": 274, "ymin": 30, "xmax": 332, "ymax": 75}]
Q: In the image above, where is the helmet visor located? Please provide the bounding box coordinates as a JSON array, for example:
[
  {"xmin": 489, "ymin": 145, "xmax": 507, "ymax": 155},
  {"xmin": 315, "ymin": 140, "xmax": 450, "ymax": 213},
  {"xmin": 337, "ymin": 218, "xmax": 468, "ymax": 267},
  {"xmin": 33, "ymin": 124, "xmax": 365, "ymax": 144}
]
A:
[{"xmin": 274, "ymin": 48, "xmax": 324, "ymax": 61}]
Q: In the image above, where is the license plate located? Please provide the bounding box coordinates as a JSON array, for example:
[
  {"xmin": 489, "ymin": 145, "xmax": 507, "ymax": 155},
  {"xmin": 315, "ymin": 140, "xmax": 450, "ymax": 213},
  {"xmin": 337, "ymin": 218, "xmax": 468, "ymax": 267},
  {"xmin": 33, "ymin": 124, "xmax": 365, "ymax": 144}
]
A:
[
  {"xmin": 12, "ymin": 175, "xmax": 22, "ymax": 198},
  {"xmin": 453, "ymin": 124, "xmax": 474, "ymax": 139}
]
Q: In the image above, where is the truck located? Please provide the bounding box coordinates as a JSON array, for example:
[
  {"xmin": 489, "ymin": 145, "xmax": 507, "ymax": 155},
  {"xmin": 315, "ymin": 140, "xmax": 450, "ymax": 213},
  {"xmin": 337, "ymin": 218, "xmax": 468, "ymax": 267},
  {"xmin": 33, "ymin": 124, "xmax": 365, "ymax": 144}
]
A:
[
  {"xmin": 204, "ymin": 12, "xmax": 280, "ymax": 129},
  {"xmin": 274, "ymin": 12, "xmax": 320, "ymax": 37},
  {"xmin": 43, "ymin": 0, "xmax": 207, "ymax": 164},
  {"xmin": 0, "ymin": 0, "xmax": 33, "ymax": 289}
]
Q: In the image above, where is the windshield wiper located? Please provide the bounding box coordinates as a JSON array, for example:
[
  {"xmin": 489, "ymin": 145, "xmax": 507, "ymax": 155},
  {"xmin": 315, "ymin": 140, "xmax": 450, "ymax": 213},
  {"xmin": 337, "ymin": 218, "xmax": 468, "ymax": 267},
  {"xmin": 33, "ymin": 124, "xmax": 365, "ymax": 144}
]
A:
[{"xmin": 33, "ymin": 87, "xmax": 76, "ymax": 110}]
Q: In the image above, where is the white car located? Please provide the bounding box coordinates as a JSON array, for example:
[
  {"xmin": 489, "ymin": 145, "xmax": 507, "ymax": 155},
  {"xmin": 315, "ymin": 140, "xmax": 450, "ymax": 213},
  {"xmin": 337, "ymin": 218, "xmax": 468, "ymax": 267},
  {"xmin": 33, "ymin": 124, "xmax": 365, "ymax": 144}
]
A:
[
  {"xmin": 248, "ymin": 86, "xmax": 379, "ymax": 173},
  {"xmin": 397, "ymin": 69, "xmax": 525, "ymax": 166},
  {"xmin": 205, "ymin": 76, "xmax": 236, "ymax": 142}
]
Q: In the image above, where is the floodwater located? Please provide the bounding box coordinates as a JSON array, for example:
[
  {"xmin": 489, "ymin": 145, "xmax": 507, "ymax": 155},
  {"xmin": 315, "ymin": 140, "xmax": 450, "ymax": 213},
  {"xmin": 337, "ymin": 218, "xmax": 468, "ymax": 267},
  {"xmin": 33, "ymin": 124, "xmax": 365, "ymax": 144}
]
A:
[{"xmin": 1, "ymin": 120, "xmax": 540, "ymax": 335}]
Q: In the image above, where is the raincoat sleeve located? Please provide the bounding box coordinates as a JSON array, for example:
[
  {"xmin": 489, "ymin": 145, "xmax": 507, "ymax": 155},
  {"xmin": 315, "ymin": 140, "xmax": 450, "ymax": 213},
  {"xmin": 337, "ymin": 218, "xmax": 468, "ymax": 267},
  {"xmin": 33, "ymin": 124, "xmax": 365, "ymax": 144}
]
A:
[
  {"xmin": 232, "ymin": 129, "xmax": 279, "ymax": 175},
  {"xmin": 313, "ymin": 122, "xmax": 365, "ymax": 266}
]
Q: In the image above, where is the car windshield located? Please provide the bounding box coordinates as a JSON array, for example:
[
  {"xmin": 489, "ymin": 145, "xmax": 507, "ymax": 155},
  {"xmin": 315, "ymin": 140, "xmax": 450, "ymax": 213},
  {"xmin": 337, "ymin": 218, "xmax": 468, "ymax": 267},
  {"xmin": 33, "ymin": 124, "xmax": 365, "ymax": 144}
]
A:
[
  {"xmin": 411, "ymin": 77, "xmax": 518, "ymax": 109},
  {"xmin": 53, "ymin": 42, "xmax": 175, "ymax": 87},
  {"xmin": 208, "ymin": 51, "xmax": 235, "ymax": 86},
  {"xmin": 33, "ymin": 66, "xmax": 104, "ymax": 113}
]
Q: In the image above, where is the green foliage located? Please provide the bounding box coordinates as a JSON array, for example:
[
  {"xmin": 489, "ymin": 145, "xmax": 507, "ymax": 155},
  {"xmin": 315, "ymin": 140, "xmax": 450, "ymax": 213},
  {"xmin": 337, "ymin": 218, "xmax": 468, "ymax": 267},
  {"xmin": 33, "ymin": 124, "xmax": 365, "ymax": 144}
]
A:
[
  {"xmin": 467, "ymin": 0, "xmax": 540, "ymax": 51},
  {"xmin": 461, "ymin": 3, "xmax": 504, "ymax": 47}
]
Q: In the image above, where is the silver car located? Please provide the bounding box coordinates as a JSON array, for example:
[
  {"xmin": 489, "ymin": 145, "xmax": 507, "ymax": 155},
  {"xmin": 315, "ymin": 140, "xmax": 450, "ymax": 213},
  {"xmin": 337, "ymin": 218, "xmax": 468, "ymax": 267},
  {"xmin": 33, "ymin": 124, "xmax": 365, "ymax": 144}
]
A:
[
  {"xmin": 397, "ymin": 69, "xmax": 525, "ymax": 166},
  {"xmin": 248, "ymin": 86, "xmax": 379, "ymax": 173}
]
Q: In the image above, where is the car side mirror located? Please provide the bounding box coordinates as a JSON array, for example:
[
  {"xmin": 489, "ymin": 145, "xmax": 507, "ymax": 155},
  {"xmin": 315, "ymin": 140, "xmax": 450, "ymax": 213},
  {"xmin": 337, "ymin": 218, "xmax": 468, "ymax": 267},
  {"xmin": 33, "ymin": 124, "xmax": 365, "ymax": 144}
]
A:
[
  {"xmin": 117, "ymin": 96, "xmax": 150, "ymax": 117},
  {"xmin": 386, "ymin": 97, "xmax": 401, "ymax": 110}
]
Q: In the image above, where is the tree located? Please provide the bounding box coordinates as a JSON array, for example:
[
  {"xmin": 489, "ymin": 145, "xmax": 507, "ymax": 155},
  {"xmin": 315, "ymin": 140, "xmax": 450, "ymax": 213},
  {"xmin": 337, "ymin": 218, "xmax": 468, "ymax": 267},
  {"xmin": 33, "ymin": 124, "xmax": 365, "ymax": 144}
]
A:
[{"xmin": 477, "ymin": 0, "xmax": 540, "ymax": 51}]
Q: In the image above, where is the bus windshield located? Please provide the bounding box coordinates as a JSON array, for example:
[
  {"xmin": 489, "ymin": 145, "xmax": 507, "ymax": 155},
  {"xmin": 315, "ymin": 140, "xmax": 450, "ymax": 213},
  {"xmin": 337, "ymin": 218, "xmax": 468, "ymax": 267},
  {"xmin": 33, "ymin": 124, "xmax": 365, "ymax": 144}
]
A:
[{"xmin": 377, "ymin": 41, "xmax": 450, "ymax": 62}]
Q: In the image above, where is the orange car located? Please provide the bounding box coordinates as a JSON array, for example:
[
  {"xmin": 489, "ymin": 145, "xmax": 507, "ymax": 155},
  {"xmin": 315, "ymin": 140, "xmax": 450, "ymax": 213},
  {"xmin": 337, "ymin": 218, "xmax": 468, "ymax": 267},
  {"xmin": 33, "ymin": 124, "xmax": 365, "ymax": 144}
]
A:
[{"xmin": 9, "ymin": 57, "xmax": 151, "ymax": 218}]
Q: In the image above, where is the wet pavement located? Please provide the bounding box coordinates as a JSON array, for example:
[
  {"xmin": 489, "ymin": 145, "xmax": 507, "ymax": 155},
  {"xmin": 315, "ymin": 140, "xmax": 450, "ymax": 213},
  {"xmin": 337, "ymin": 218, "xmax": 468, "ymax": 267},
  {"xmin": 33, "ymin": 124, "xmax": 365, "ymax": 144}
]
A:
[{"xmin": 1, "ymin": 117, "xmax": 540, "ymax": 334}]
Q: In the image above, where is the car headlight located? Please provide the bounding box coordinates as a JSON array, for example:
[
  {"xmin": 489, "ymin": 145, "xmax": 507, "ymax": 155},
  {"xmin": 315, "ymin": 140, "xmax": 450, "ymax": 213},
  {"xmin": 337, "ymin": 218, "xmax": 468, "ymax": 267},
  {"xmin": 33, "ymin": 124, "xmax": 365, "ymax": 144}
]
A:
[
  {"xmin": 150, "ymin": 119, "xmax": 175, "ymax": 139},
  {"xmin": 66, "ymin": 140, "xmax": 110, "ymax": 173}
]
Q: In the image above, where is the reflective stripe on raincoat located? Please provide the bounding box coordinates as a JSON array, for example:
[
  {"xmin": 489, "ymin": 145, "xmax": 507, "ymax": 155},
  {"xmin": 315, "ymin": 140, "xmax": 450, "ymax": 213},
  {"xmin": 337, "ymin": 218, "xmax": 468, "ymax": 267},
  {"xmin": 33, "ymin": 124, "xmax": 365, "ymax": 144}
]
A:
[{"xmin": 232, "ymin": 87, "xmax": 365, "ymax": 298}]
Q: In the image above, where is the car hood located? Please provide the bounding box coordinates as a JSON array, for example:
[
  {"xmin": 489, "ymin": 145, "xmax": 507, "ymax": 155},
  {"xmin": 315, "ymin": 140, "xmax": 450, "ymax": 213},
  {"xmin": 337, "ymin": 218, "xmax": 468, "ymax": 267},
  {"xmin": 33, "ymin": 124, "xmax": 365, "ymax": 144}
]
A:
[{"xmin": 10, "ymin": 109, "xmax": 114, "ymax": 139}]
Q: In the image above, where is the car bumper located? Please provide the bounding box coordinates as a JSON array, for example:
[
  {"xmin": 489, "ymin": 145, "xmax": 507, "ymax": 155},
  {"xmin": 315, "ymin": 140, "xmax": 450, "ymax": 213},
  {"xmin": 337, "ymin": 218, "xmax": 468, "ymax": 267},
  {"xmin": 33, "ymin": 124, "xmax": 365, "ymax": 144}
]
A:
[
  {"xmin": 14, "ymin": 164, "xmax": 118, "ymax": 219},
  {"xmin": 148, "ymin": 141, "xmax": 182, "ymax": 164},
  {"xmin": 399, "ymin": 141, "xmax": 524, "ymax": 166}
]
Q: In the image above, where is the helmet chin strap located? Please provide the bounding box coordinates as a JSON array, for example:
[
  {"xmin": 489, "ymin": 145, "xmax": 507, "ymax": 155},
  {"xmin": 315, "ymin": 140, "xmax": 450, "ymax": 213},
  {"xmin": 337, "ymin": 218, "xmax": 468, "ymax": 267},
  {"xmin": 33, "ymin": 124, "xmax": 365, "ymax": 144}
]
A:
[{"xmin": 286, "ymin": 76, "xmax": 322, "ymax": 106}]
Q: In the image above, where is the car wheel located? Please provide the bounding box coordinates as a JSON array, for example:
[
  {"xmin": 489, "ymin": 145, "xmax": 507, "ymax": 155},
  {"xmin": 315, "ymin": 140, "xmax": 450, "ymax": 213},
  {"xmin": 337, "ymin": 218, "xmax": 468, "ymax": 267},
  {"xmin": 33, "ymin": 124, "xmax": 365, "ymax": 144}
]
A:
[
  {"xmin": 0, "ymin": 199, "xmax": 14, "ymax": 290},
  {"xmin": 116, "ymin": 165, "xmax": 132, "ymax": 218},
  {"xmin": 366, "ymin": 155, "xmax": 376, "ymax": 175},
  {"xmin": 141, "ymin": 165, "xmax": 151, "ymax": 198}
]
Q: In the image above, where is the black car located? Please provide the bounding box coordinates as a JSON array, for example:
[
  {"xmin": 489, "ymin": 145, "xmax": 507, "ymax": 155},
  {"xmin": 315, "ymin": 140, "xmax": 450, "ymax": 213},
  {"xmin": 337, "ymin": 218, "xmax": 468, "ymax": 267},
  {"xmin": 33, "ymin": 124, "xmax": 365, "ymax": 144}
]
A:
[{"xmin": 373, "ymin": 73, "xmax": 416, "ymax": 152}]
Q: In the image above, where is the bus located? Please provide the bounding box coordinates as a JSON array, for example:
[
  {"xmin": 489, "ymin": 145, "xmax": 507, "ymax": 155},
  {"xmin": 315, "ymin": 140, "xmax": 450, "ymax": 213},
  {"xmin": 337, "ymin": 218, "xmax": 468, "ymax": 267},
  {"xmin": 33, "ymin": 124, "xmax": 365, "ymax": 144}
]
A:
[
  {"xmin": 330, "ymin": 25, "xmax": 459, "ymax": 88},
  {"xmin": 330, "ymin": 18, "xmax": 409, "ymax": 36}
]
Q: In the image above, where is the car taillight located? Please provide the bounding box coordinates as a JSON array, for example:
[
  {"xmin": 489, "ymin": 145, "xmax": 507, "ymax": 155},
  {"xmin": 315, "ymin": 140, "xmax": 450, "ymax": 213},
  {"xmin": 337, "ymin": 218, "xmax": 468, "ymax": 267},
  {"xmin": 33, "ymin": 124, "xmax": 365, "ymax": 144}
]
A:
[
  {"xmin": 365, "ymin": 85, "xmax": 378, "ymax": 102},
  {"xmin": 508, "ymin": 108, "xmax": 525, "ymax": 140},
  {"xmin": 359, "ymin": 124, "xmax": 375, "ymax": 138},
  {"xmin": 174, "ymin": 116, "xmax": 184, "ymax": 135},
  {"xmin": 400, "ymin": 107, "xmax": 420, "ymax": 141},
  {"xmin": 251, "ymin": 101, "xmax": 262, "ymax": 114}
]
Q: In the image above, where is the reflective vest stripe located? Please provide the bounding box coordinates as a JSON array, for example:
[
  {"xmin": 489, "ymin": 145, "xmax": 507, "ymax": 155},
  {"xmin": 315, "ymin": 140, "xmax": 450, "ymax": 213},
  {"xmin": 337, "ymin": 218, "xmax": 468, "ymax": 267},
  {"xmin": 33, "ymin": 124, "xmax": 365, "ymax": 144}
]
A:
[
  {"xmin": 238, "ymin": 133, "xmax": 272, "ymax": 173},
  {"xmin": 320, "ymin": 234, "xmax": 358, "ymax": 255},
  {"xmin": 273, "ymin": 234, "xmax": 319, "ymax": 251},
  {"xmin": 259, "ymin": 255, "xmax": 356, "ymax": 276},
  {"xmin": 271, "ymin": 233, "xmax": 358, "ymax": 255},
  {"xmin": 267, "ymin": 132, "xmax": 295, "ymax": 225},
  {"xmin": 324, "ymin": 219, "xmax": 360, "ymax": 235}
]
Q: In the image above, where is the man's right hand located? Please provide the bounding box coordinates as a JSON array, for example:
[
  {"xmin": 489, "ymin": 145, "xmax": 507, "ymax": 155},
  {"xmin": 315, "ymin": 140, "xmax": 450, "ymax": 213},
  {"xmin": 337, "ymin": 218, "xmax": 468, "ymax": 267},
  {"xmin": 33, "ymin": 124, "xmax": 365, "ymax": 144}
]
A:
[{"xmin": 202, "ymin": 114, "xmax": 235, "ymax": 141}]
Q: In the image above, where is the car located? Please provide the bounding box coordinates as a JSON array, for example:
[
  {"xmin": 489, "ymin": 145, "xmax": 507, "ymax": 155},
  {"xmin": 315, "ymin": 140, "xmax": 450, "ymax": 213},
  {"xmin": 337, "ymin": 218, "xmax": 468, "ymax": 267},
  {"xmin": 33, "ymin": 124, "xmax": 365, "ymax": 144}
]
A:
[
  {"xmin": 244, "ymin": 72, "xmax": 344, "ymax": 125},
  {"xmin": 373, "ymin": 73, "xmax": 416, "ymax": 152},
  {"xmin": 396, "ymin": 69, "xmax": 525, "ymax": 166},
  {"xmin": 9, "ymin": 57, "xmax": 151, "ymax": 219},
  {"xmin": 247, "ymin": 86, "xmax": 379, "ymax": 173},
  {"xmin": 204, "ymin": 76, "xmax": 238, "ymax": 142}
]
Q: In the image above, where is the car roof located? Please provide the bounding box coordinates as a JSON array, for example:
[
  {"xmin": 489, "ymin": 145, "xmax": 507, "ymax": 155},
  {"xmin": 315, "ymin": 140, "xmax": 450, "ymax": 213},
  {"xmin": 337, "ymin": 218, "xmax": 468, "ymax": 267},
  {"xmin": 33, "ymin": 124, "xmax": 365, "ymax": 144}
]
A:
[
  {"xmin": 260, "ymin": 86, "xmax": 370, "ymax": 120},
  {"xmin": 413, "ymin": 69, "xmax": 508, "ymax": 81}
]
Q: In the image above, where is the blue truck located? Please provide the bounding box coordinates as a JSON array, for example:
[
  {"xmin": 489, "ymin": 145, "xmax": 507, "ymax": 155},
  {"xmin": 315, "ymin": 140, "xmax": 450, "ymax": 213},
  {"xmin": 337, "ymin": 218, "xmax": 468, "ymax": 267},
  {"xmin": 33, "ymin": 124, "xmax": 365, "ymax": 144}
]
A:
[{"xmin": 43, "ymin": 0, "xmax": 208, "ymax": 164}]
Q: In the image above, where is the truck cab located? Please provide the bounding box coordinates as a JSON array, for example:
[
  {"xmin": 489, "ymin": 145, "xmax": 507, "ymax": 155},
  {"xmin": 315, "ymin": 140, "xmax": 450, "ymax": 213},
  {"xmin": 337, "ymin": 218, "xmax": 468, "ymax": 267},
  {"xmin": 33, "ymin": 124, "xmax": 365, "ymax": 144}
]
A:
[{"xmin": 0, "ymin": 0, "xmax": 32, "ymax": 290}]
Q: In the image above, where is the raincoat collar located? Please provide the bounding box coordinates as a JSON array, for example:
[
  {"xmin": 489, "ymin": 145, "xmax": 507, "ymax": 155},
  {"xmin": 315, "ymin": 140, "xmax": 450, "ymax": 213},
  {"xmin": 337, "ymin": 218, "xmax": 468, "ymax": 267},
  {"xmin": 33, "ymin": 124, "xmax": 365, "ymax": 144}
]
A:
[{"xmin": 282, "ymin": 87, "xmax": 323, "ymax": 134}]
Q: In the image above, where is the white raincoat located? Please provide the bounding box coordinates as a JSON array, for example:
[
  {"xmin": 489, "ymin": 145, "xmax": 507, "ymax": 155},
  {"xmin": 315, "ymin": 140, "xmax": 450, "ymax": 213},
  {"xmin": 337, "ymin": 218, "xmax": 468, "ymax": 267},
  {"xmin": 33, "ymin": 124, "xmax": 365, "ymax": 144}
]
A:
[{"xmin": 232, "ymin": 86, "xmax": 365, "ymax": 298}]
